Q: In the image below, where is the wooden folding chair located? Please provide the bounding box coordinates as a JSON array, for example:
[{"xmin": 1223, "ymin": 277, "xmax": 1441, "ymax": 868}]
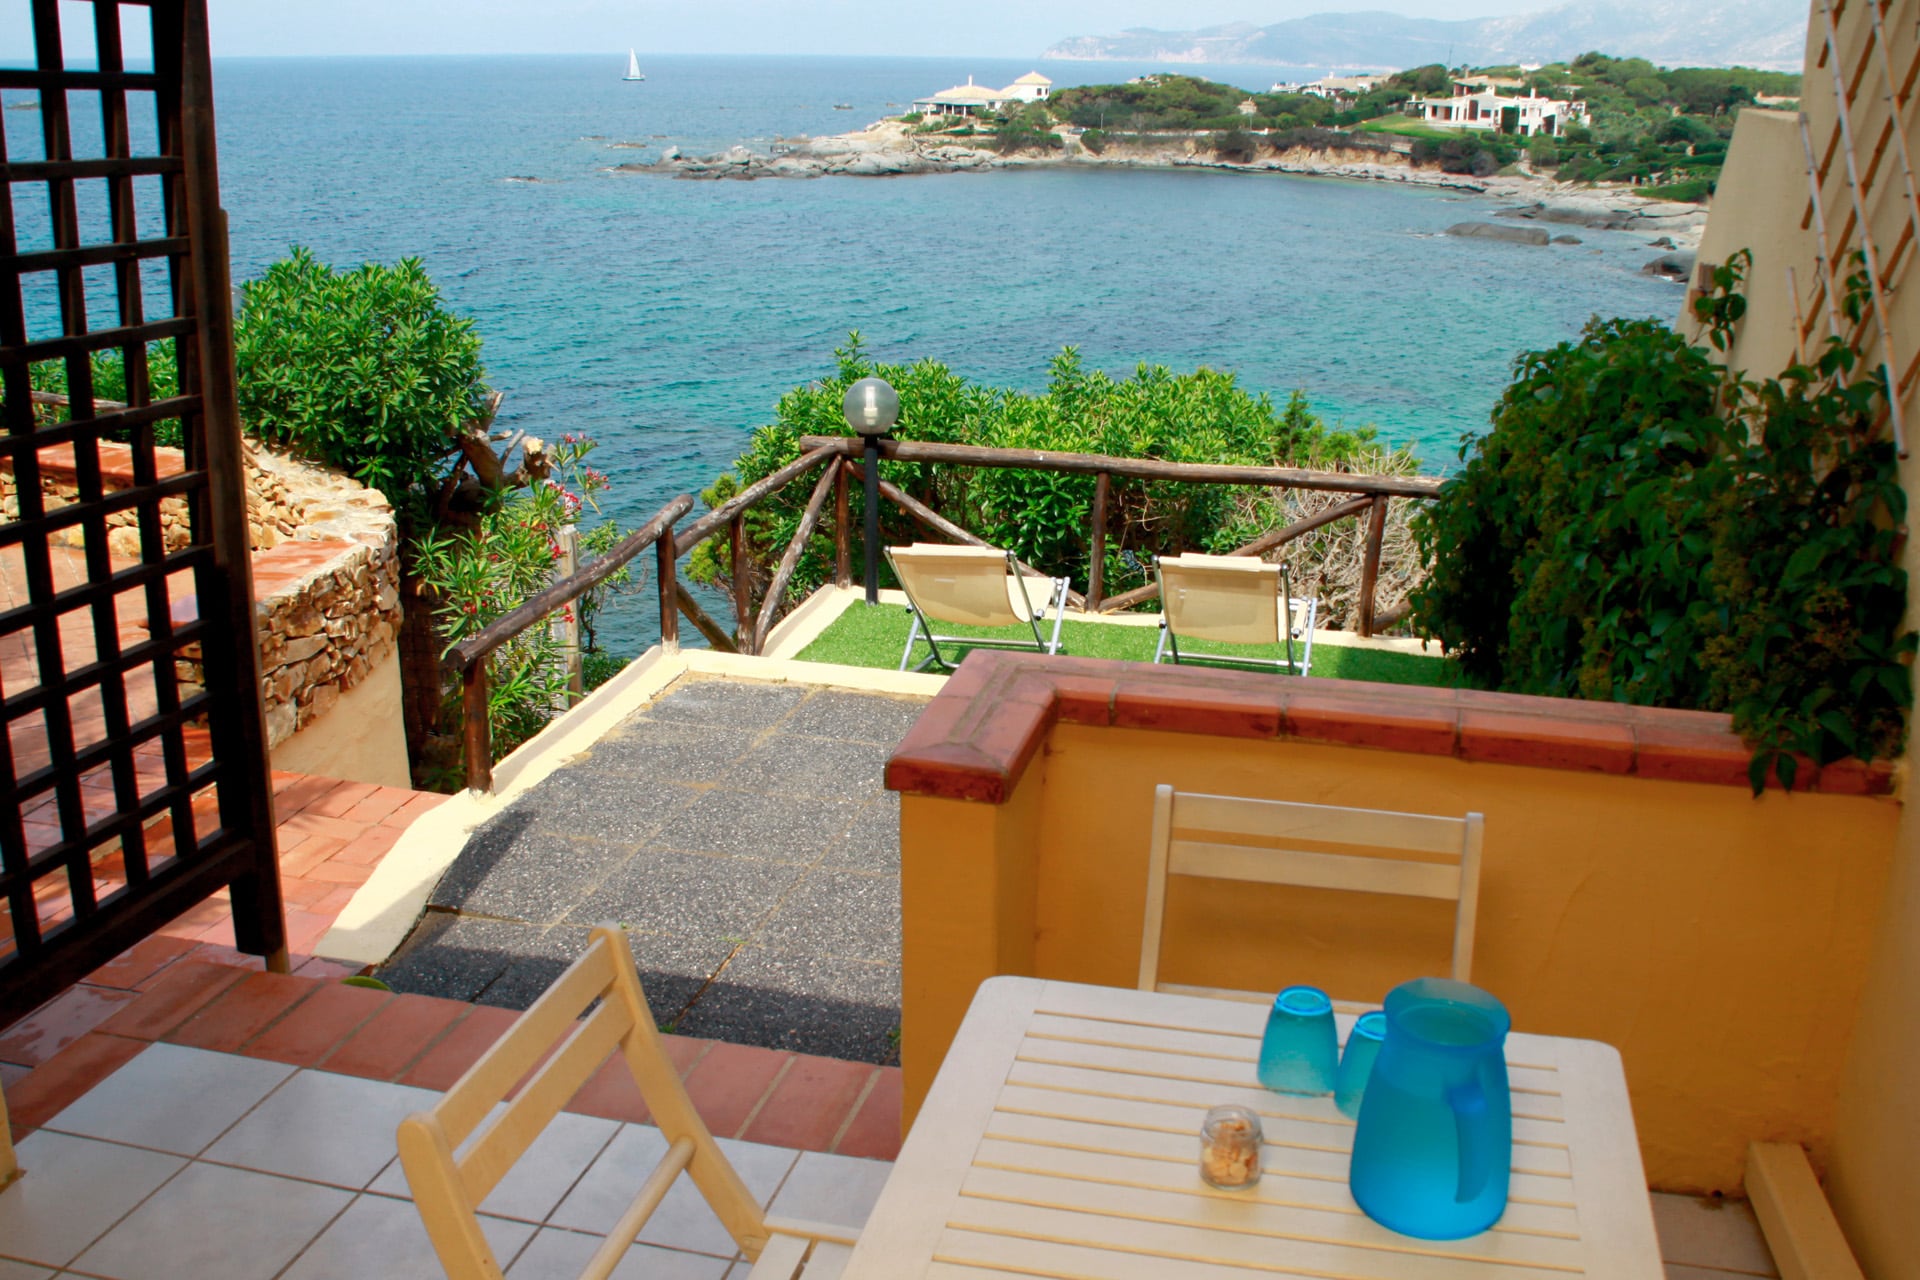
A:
[
  {"xmin": 397, "ymin": 924, "xmax": 857, "ymax": 1279},
  {"xmin": 1153, "ymin": 553, "xmax": 1317, "ymax": 676},
  {"xmin": 1138, "ymin": 785, "xmax": 1484, "ymax": 1002},
  {"xmin": 885, "ymin": 543, "xmax": 1069, "ymax": 672}
]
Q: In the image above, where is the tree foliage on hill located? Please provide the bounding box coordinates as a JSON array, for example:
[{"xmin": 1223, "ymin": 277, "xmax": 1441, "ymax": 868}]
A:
[
  {"xmin": 1409, "ymin": 252, "xmax": 1912, "ymax": 787},
  {"xmin": 693, "ymin": 336, "xmax": 1403, "ymax": 615}
]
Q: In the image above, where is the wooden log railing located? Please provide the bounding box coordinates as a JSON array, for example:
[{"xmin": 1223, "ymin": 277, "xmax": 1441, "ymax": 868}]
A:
[
  {"xmin": 444, "ymin": 492, "xmax": 693, "ymax": 792},
  {"xmin": 800, "ymin": 435, "xmax": 1439, "ymax": 632},
  {"xmin": 440, "ymin": 432, "xmax": 1439, "ymax": 791}
]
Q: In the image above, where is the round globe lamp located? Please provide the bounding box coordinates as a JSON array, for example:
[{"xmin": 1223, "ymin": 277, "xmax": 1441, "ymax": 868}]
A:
[{"xmin": 843, "ymin": 377, "xmax": 899, "ymax": 603}]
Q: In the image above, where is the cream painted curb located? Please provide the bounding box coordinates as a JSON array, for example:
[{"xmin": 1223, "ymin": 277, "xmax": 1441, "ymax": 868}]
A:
[
  {"xmin": 316, "ymin": 645, "xmax": 942, "ymax": 967},
  {"xmin": 761, "ymin": 583, "xmax": 861, "ymax": 658}
]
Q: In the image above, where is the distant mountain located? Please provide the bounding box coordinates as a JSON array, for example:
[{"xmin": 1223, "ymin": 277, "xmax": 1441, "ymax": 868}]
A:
[{"xmin": 1043, "ymin": 1, "xmax": 1808, "ymax": 72}]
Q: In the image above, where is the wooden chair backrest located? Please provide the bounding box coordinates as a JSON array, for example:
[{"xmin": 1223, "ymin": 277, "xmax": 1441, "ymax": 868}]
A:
[
  {"xmin": 1138, "ymin": 785, "xmax": 1485, "ymax": 998},
  {"xmin": 397, "ymin": 925, "xmax": 768, "ymax": 1280},
  {"xmin": 887, "ymin": 544, "xmax": 1036, "ymax": 626},
  {"xmin": 1157, "ymin": 553, "xmax": 1282, "ymax": 646}
]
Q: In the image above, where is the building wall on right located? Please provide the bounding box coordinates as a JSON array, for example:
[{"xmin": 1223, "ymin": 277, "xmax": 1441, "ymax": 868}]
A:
[{"xmin": 1685, "ymin": 4, "xmax": 1920, "ymax": 1276}]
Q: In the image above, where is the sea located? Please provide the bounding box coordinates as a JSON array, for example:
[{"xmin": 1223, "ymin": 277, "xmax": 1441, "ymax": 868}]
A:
[{"xmin": 4, "ymin": 54, "xmax": 1681, "ymax": 652}]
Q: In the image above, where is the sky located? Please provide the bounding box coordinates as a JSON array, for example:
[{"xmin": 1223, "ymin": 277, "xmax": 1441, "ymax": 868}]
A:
[{"xmin": 0, "ymin": 0, "xmax": 1558, "ymax": 61}]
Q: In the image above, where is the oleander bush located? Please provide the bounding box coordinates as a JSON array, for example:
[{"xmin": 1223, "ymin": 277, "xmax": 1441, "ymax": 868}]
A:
[{"xmin": 1410, "ymin": 250, "xmax": 1913, "ymax": 787}]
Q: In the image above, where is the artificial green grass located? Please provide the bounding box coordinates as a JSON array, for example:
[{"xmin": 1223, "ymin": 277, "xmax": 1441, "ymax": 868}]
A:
[
  {"xmin": 794, "ymin": 603, "xmax": 1463, "ymax": 689},
  {"xmin": 1353, "ymin": 116, "xmax": 1476, "ymax": 140}
]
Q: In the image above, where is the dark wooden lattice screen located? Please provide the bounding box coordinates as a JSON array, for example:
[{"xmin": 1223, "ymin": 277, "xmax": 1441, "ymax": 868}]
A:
[{"xmin": 0, "ymin": 0, "xmax": 283, "ymax": 1022}]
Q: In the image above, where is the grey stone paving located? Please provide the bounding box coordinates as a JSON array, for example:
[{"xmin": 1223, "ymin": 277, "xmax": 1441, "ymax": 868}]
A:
[{"xmin": 379, "ymin": 678, "xmax": 922, "ymax": 1064}]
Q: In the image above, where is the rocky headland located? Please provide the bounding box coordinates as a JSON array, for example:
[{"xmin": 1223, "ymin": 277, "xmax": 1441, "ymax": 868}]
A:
[{"xmin": 619, "ymin": 119, "xmax": 1709, "ymax": 254}]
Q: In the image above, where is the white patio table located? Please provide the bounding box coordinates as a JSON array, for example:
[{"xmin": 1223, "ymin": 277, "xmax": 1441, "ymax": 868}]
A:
[{"xmin": 841, "ymin": 975, "xmax": 1663, "ymax": 1280}]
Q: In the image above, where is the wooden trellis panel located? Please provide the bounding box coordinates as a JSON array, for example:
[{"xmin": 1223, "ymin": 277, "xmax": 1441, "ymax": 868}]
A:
[{"xmin": 0, "ymin": 0, "xmax": 284, "ymax": 1022}]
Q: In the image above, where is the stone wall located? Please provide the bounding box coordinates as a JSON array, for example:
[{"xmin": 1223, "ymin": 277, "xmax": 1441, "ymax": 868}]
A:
[{"xmin": 1, "ymin": 437, "xmax": 402, "ymax": 750}]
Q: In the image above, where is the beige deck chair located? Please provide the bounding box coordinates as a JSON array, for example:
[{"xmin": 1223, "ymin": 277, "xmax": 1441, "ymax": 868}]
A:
[
  {"xmin": 1153, "ymin": 552, "xmax": 1317, "ymax": 675},
  {"xmin": 1138, "ymin": 785, "xmax": 1484, "ymax": 1003},
  {"xmin": 397, "ymin": 925, "xmax": 857, "ymax": 1280},
  {"xmin": 886, "ymin": 543, "xmax": 1070, "ymax": 672}
]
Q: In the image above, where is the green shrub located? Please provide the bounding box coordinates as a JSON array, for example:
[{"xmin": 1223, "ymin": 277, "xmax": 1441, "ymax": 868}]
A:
[
  {"xmin": 233, "ymin": 247, "xmax": 490, "ymax": 511},
  {"xmin": 1079, "ymin": 127, "xmax": 1108, "ymax": 154},
  {"xmin": 14, "ymin": 340, "xmax": 182, "ymax": 448},
  {"xmin": 1410, "ymin": 250, "xmax": 1913, "ymax": 786},
  {"xmin": 692, "ymin": 335, "xmax": 1398, "ymax": 615},
  {"xmin": 1209, "ymin": 128, "xmax": 1257, "ymax": 162}
]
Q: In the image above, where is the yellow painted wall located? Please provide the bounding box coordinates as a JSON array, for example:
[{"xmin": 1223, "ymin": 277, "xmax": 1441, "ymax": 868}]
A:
[
  {"xmin": 1675, "ymin": 2, "xmax": 1920, "ymax": 1271},
  {"xmin": 1676, "ymin": 108, "xmax": 1815, "ymax": 383},
  {"xmin": 899, "ymin": 724, "xmax": 1896, "ymax": 1193},
  {"xmin": 268, "ymin": 652, "xmax": 411, "ymax": 788}
]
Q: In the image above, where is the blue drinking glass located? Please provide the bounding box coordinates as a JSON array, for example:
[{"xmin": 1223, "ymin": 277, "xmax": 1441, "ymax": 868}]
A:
[
  {"xmin": 1257, "ymin": 985, "xmax": 1337, "ymax": 1094},
  {"xmin": 1334, "ymin": 1010, "xmax": 1387, "ymax": 1118}
]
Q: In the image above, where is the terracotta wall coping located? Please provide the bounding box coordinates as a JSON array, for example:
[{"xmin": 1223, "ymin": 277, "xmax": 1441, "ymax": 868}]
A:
[
  {"xmin": 882, "ymin": 650, "xmax": 1897, "ymax": 803},
  {"xmin": 0, "ymin": 441, "xmax": 187, "ymax": 487}
]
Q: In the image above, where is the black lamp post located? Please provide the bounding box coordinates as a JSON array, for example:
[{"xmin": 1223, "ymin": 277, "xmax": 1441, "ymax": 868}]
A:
[{"xmin": 842, "ymin": 376, "xmax": 900, "ymax": 604}]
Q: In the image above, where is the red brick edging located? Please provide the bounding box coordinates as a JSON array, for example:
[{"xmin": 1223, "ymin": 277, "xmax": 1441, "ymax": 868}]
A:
[{"xmin": 882, "ymin": 651, "xmax": 1895, "ymax": 803}]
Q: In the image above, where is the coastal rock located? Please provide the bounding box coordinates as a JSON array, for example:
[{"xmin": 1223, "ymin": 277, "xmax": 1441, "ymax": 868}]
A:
[
  {"xmin": 1641, "ymin": 251, "xmax": 1697, "ymax": 281},
  {"xmin": 1552, "ymin": 234, "xmax": 1583, "ymax": 245},
  {"xmin": 1446, "ymin": 221, "xmax": 1551, "ymax": 246},
  {"xmin": 1649, "ymin": 235, "xmax": 1676, "ymax": 249}
]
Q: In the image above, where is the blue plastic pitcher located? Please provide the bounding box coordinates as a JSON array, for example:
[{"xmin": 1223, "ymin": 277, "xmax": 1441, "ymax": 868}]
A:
[{"xmin": 1348, "ymin": 977, "xmax": 1512, "ymax": 1240}]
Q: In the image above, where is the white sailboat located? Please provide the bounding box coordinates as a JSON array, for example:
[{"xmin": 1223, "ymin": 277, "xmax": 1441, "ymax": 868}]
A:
[{"xmin": 623, "ymin": 50, "xmax": 645, "ymax": 82}]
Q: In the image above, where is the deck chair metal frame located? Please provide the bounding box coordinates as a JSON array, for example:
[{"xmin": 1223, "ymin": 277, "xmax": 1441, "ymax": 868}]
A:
[
  {"xmin": 1138, "ymin": 785, "xmax": 1484, "ymax": 1004},
  {"xmin": 886, "ymin": 543, "xmax": 1070, "ymax": 673},
  {"xmin": 1152, "ymin": 553, "xmax": 1318, "ymax": 676},
  {"xmin": 397, "ymin": 924, "xmax": 856, "ymax": 1280}
]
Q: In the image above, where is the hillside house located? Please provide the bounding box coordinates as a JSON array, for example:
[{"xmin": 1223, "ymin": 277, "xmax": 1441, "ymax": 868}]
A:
[
  {"xmin": 1409, "ymin": 78, "xmax": 1590, "ymax": 137},
  {"xmin": 912, "ymin": 71, "xmax": 1051, "ymax": 117}
]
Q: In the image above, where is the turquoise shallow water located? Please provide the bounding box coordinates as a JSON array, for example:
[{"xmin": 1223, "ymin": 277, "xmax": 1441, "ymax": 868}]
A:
[{"xmin": 4, "ymin": 53, "xmax": 1681, "ymax": 651}]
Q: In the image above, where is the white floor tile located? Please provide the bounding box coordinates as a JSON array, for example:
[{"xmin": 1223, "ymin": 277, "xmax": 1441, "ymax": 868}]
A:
[
  {"xmin": 549, "ymin": 1128, "xmax": 796, "ymax": 1257},
  {"xmin": 279, "ymin": 1192, "xmax": 535, "ymax": 1280},
  {"xmin": 636, "ymin": 1137, "xmax": 800, "ymax": 1258},
  {"xmin": 1651, "ymin": 1193, "xmax": 1778, "ymax": 1275},
  {"xmin": 766, "ymin": 1151, "xmax": 891, "ymax": 1230},
  {"xmin": 203, "ymin": 1069, "xmax": 438, "ymax": 1190},
  {"xmin": 72, "ymin": 1161, "xmax": 352, "ymax": 1280},
  {"xmin": 0, "ymin": 1261, "xmax": 53, "ymax": 1280},
  {"xmin": 44, "ymin": 1043, "xmax": 293, "ymax": 1157},
  {"xmin": 366, "ymin": 1108, "xmax": 620, "ymax": 1224},
  {"xmin": 506, "ymin": 1229, "xmax": 732, "ymax": 1279},
  {"xmin": 0, "ymin": 1132, "xmax": 185, "ymax": 1268}
]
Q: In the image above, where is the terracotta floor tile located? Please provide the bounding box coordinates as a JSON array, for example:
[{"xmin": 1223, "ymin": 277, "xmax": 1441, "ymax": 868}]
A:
[
  {"xmin": 244, "ymin": 981, "xmax": 390, "ymax": 1067},
  {"xmin": 282, "ymin": 811, "xmax": 376, "ymax": 843},
  {"xmin": 340, "ymin": 786, "xmax": 412, "ymax": 826},
  {"xmin": 273, "ymin": 774, "xmax": 350, "ymax": 818},
  {"xmin": 279, "ymin": 834, "xmax": 347, "ymax": 878},
  {"xmin": 164, "ymin": 971, "xmax": 323, "ymax": 1054},
  {"xmin": 682, "ymin": 1041, "xmax": 792, "ymax": 1139},
  {"xmin": 87, "ymin": 932, "xmax": 198, "ymax": 990},
  {"xmin": 302, "ymin": 859, "xmax": 372, "ymax": 886},
  {"xmin": 562, "ymin": 1035, "xmax": 711, "ymax": 1125},
  {"xmin": 329, "ymin": 828, "xmax": 400, "ymax": 866},
  {"xmin": 5, "ymin": 1029, "xmax": 147, "ymax": 1138},
  {"xmin": 321, "ymin": 993, "xmax": 467, "ymax": 1080},
  {"xmin": 565, "ymin": 1052, "xmax": 651, "ymax": 1124},
  {"xmin": 291, "ymin": 955, "xmax": 363, "ymax": 981},
  {"xmin": 95, "ymin": 956, "xmax": 251, "ymax": 1040},
  {"xmin": 0, "ymin": 982, "xmax": 142, "ymax": 1068},
  {"xmin": 307, "ymin": 781, "xmax": 379, "ymax": 819},
  {"xmin": 396, "ymin": 1004, "xmax": 520, "ymax": 1092},
  {"xmin": 831, "ymin": 1067, "xmax": 903, "ymax": 1160},
  {"xmin": 310, "ymin": 885, "xmax": 359, "ymax": 917},
  {"xmin": 382, "ymin": 792, "xmax": 448, "ymax": 829},
  {"xmin": 740, "ymin": 1056, "xmax": 875, "ymax": 1152}
]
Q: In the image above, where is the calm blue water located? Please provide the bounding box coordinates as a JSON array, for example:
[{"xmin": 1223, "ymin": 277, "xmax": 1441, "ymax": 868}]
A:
[{"xmin": 3, "ymin": 54, "xmax": 1680, "ymax": 651}]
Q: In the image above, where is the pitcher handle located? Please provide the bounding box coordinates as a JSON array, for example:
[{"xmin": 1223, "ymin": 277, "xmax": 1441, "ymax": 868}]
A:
[{"xmin": 1447, "ymin": 1079, "xmax": 1494, "ymax": 1204}]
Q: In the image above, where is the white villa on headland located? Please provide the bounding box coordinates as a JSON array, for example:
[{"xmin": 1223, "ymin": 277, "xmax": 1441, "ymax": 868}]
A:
[
  {"xmin": 912, "ymin": 72, "xmax": 1052, "ymax": 117},
  {"xmin": 1408, "ymin": 77, "xmax": 1589, "ymax": 137}
]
